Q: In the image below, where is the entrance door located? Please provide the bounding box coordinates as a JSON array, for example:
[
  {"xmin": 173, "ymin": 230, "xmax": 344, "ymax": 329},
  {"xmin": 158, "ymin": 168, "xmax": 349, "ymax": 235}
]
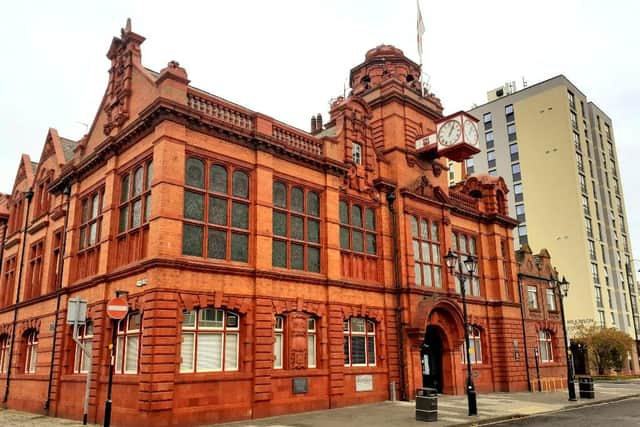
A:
[{"xmin": 421, "ymin": 325, "xmax": 443, "ymax": 393}]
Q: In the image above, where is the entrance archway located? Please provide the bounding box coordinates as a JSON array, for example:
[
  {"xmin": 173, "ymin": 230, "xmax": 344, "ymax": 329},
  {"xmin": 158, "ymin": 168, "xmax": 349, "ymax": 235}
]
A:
[{"xmin": 421, "ymin": 325, "xmax": 444, "ymax": 392}]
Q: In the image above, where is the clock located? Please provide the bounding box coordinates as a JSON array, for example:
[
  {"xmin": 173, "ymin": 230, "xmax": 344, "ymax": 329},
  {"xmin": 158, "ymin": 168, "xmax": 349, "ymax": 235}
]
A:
[
  {"xmin": 437, "ymin": 120, "xmax": 461, "ymax": 146},
  {"xmin": 463, "ymin": 119, "xmax": 479, "ymax": 145}
]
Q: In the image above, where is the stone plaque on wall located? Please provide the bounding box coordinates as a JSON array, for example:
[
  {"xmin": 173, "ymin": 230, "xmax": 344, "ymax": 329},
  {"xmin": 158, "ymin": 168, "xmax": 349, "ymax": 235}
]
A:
[
  {"xmin": 292, "ymin": 377, "xmax": 308, "ymax": 394},
  {"xmin": 355, "ymin": 374, "xmax": 373, "ymax": 392}
]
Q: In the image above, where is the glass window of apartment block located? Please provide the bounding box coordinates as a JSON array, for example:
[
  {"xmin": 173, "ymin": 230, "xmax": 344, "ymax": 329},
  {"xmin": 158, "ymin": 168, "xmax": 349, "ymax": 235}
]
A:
[
  {"xmin": 598, "ymin": 310, "xmax": 606, "ymax": 326},
  {"xmin": 585, "ymin": 217, "xmax": 593, "ymax": 238},
  {"xmin": 546, "ymin": 288, "xmax": 557, "ymax": 311},
  {"xmin": 567, "ymin": 91, "xmax": 576, "ymax": 109},
  {"xmin": 515, "ymin": 204, "xmax": 525, "ymax": 222},
  {"xmin": 527, "ymin": 286, "xmax": 538, "ymax": 309},
  {"xmin": 576, "ymin": 153, "xmax": 584, "ymax": 172},
  {"xmin": 595, "ymin": 286, "xmax": 603, "ymax": 308},
  {"xmin": 465, "ymin": 158, "xmax": 475, "ymax": 174},
  {"xmin": 485, "ymin": 131, "xmax": 494, "ymax": 149},
  {"xmin": 591, "ymin": 262, "xmax": 600, "ymax": 284},
  {"xmin": 510, "ymin": 143, "xmax": 519, "ymax": 161},
  {"xmin": 180, "ymin": 308, "xmax": 239, "ymax": 372},
  {"xmin": 182, "ymin": 158, "xmax": 250, "ymax": 262},
  {"xmin": 573, "ymin": 132, "xmax": 580, "ymax": 151},
  {"xmin": 488, "ymin": 169, "xmax": 497, "ymax": 177},
  {"xmin": 461, "ymin": 326, "xmax": 482, "ymax": 364},
  {"xmin": 487, "ymin": 150, "xmax": 496, "ymax": 169},
  {"xmin": 23, "ymin": 329, "xmax": 38, "ymax": 373},
  {"xmin": 505, "ymin": 104, "xmax": 515, "ymax": 122},
  {"xmin": 588, "ymin": 240, "xmax": 596, "ymax": 260},
  {"xmin": 451, "ymin": 232, "xmax": 480, "ymax": 296},
  {"xmin": 411, "ymin": 217, "xmax": 442, "ymax": 288},
  {"xmin": 273, "ymin": 183, "xmax": 321, "ymax": 272},
  {"xmin": 483, "ymin": 112, "xmax": 492, "ymax": 130},
  {"xmin": 115, "ymin": 312, "xmax": 142, "ymax": 374},
  {"xmin": 580, "ymin": 101, "xmax": 585, "ymax": 117},
  {"xmin": 538, "ymin": 330, "xmax": 553, "ymax": 362},
  {"xmin": 507, "ymin": 124, "xmax": 517, "ymax": 142},
  {"xmin": 579, "ymin": 175, "xmax": 587, "ymax": 193},
  {"xmin": 343, "ymin": 318, "xmax": 376, "ymax": 367},
  {"xmin": 514, "ymin": 183, "xmax": 523, "ymax": 202},
  {"xmin": 570, "ymin": 111, "xmax": 578, "ymax": 129},
  {"xmin": 605, "ymin": 123, "xmax": 611, "ymax": 140},
  {"xmin": 511, "ymin": 163, "xmax": 521, "ymax": 181},
  {"xmin": 582, "ymin": 195, "xmax": 590, "ymax": 215}
]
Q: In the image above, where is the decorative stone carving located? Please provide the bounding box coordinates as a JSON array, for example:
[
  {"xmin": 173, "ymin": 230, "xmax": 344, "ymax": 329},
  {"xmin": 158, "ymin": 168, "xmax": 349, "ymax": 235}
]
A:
[{"xmin": 289, "ymin": 312, "xmax": 308, "ymax": 370}]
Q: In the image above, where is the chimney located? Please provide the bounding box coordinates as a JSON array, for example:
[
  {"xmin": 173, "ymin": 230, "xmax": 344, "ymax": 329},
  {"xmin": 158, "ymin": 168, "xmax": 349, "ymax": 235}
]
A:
[
  {"xmin": 310, "ymin": 115, "xmax": 317, "ymax": 133},
  {"xmin": 316, "ymin": 113, "xmax": 323, "ymax": 132}
]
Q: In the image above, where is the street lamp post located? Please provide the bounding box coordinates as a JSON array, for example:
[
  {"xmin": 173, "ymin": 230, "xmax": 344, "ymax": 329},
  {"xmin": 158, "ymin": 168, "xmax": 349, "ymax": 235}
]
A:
[
  {"xmin": 445, "ymin": 249, "xmax": 478, "ymax": 416},
  {"xmin": 552, "ymin": 276, "xmax": 577, "ymax": 401}
]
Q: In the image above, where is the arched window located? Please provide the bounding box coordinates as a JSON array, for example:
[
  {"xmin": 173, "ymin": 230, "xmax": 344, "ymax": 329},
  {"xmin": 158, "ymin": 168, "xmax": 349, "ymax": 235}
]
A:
[
  {"xmin": 538, "ymin": 330, "xmax": 553, "ymax": 362},
  {"xmin": 0, "ymin": 334, "xmax": 9, "ymax": 373},
  {"xmin": 115, "ymin": 312, "xmax": 142, "ymax": 374},
  {"xmin": 343, "ymin": 317, "xmax": 376, "ymax": 367},
  {"xmin": 24, "ymin": 329, "xmax": 38, "ymax": 374},
  {"xmin": 461, "ymin": 326, "xmax": 483, "ymax": 364},
  {"xmin": 180, "ymin": 308, "xmax": 239, "ymax": 373},
  {"xmin": 73, "ymin": 321, "xmax": 93, "ymax": 374}
]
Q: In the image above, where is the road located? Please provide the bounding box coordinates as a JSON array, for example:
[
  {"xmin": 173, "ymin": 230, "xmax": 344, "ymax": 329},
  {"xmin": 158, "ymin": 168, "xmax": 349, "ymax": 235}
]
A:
[{"xmin": 493, "ymin": 396, "xmax": 640, "ymax": 426}]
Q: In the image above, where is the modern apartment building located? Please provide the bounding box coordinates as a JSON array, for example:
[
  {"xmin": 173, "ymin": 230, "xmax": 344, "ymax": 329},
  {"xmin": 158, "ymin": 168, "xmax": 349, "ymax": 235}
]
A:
[{"xmin": 462, "ymin": 76, "xmax": 639, "ymax": 368}]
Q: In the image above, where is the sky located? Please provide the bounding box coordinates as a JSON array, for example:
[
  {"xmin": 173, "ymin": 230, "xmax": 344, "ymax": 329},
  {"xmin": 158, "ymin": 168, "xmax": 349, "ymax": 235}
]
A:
[{"xmin": 1, "ymin": 0, "xmax": 639, "ymax": 260}]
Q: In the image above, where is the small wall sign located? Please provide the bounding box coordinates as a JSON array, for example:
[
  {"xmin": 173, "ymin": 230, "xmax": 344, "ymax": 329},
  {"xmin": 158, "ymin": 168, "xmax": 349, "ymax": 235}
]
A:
[
  {"xmin": 292, "ymin": 377, "xmax": 308, "ymax": 394},
  {"xmin": 355, "ymin": 374, "xmax": 373, "ymax": 392}
]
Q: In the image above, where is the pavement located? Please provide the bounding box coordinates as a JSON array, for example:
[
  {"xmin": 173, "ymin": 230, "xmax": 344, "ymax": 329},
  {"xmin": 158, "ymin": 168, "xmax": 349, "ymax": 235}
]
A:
[{"xmin": 0, "ymin": 380, "xmax": 638, "ymax": 426}]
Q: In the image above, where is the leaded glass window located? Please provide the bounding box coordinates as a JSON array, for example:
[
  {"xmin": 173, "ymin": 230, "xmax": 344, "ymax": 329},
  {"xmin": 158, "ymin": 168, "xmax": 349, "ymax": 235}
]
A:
[
  {"xmin": 411, "ymin": 216, "xmax": 442, "ymax": 288},
  {"xmin": 340, "ymin": 201, "xmax": 377, "ymax": 256},
  {"xmin": 182, "ymin": 157, "xmax": 250, "ymax": 262},
  {"xmin": 272, "ymin": 181, "xmax": 321, "ymax": 272}
]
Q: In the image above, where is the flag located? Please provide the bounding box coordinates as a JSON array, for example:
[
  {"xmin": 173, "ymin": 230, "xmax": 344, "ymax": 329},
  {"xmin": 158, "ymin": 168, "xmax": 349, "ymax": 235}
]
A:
[{"xmin": 417, "ymin": 0, "xmax": 425, "ymax": 66}]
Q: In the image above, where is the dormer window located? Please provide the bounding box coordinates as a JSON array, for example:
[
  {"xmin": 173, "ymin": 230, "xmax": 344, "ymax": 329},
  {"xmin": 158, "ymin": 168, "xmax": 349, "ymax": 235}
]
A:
[{"xmin": 352, "ymin": 143, "xmax": 362, "ymax": 165}]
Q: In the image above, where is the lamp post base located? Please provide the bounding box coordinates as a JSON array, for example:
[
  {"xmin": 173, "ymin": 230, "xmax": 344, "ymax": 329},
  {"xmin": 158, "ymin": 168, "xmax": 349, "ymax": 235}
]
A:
[
  {"xmin": 467, "ymin": 388, "xmax": 477, "ymax": 416},
  {"xmin": 568, "ymin": 380, "xmax": 577, "ymax": 401}
]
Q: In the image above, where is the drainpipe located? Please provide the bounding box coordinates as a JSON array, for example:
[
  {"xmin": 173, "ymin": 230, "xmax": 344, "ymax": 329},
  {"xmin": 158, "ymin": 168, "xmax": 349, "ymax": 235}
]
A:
[
  {"xmin": 387, "ymin": 190, "xmax": 407, "ymax": 401},
  {"xmin": 3, "ymin": 188, "xmax": 34, "ymax": 405},
  {"xmin": 517, "ymin": 273, "xmax": 532, "ymax": 392},
  {"xmin": 44, "ymin": 185, "xmax": 72, "ymax": 411},
  {"xmin": 0, "ymin": 220, "xmax": 8, "ymax": 281}
]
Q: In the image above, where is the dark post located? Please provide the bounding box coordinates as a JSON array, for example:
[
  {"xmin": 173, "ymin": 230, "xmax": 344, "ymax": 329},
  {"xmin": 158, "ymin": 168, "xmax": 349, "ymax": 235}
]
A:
[
  {"xmin": 459, "ymin": 268, "xmax": 477, "ymax": 416},
  {"xmin": 533, "ymin": 347, "xmax": 541, "ymax": 392},
  {"xmin": 104, "ymin": 318, "xmax": 117, "ymax": 427},
  {"xmin": 557, "ymin": 277, "xmax": 577, "ymax": 401}
]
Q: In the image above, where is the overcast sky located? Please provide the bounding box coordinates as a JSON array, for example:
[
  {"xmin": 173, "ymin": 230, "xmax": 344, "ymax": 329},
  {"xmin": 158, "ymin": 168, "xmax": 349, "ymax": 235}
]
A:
[{"xmin": 1, "ymin": 0, "xmax": 639, "ymax": 261}]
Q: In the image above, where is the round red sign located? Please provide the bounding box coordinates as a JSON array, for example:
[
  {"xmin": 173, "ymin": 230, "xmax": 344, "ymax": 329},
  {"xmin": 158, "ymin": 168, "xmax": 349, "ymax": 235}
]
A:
[{"xmin": 106, "ymin": 297, "xmax": 129, "ymax": 320}]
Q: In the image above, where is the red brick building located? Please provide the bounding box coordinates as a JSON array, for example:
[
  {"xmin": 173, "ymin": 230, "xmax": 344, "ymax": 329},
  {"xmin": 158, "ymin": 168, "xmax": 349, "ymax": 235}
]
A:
[
  {"xmin": 0, "ymin": 22, "xmax": 565, "ymax": 426},
  {"xmin": 516, "ymin": 246, "xmax": 569, "ymax": 391}
]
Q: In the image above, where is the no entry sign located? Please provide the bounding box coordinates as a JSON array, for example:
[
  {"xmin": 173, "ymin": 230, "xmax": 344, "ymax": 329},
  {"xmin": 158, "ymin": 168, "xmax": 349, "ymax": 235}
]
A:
[{"xmin": 106, "ymin": 297, "xmax": 129, "ymax": 320}]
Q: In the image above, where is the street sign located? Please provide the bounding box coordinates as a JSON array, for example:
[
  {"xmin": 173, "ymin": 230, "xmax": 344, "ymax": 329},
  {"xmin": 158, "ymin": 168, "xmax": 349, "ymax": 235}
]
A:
[
  {"xmin": 67, "ymin": 298, "xmax": 88, "ymax": 325},
  {"xmin": 106, "ymin": 297, "xmax": 129, "ymax": 320}
]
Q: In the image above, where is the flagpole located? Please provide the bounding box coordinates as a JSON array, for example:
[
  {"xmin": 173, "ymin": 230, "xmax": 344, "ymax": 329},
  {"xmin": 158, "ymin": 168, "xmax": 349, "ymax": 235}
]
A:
[{"xmin": 416, "ymin": 0, "xmax": 425, "ymax": 96}]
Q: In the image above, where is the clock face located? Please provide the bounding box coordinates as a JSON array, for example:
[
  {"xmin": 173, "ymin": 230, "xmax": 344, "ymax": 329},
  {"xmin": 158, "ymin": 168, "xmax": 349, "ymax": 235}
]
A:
[
  {"xmin": 463, "ymin": 120, "xmax": 479, "ymax": 145},
  {"xmin": 438, "ymin": 120, "xmax": 462, "ymax": 146}
]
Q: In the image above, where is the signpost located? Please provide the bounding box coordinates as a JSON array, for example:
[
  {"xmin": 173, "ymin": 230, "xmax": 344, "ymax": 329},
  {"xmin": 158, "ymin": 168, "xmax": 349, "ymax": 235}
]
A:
[
  {"xmin": 104, "ymin": 295, "xmax": 128, "ymax": 427},
  {"xmin": 67, "ymin": 298, "xmax": 91, "ymax": 425}
]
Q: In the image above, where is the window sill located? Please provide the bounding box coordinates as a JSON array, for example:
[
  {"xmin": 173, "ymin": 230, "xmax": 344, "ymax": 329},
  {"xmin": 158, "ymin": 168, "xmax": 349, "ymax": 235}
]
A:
[{"xmin": 175, "ymin": 371, "xmax": 252, "ymax": 383}]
